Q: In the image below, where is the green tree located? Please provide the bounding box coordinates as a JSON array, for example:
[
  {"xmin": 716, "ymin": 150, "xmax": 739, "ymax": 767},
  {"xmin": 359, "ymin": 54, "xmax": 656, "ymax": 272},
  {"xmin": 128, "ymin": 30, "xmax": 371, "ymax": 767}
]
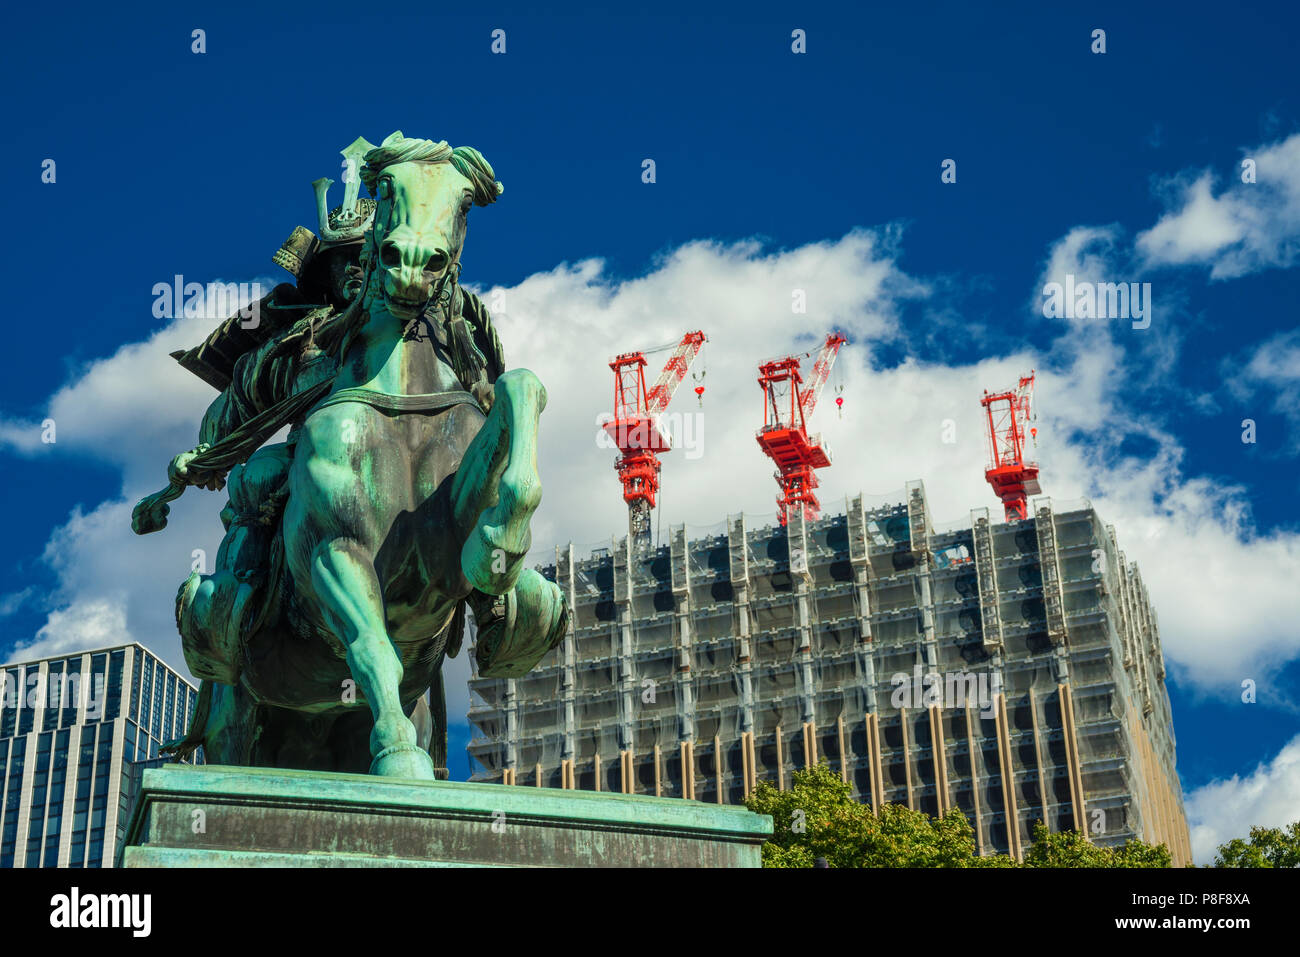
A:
[
  {"xmin": 1020, "ymin": 821, "xmax": 1170, "ymax": 868},
  {"xmin": 1213, "ymin": 822, "xmax": 1300, "ymax": 868},
  {"xmin": 745, "ymin": 762, "xmax": 1170, "ymax": 868},
  {"xmin": 746, "ymin": 763, "xmax": 1002, "ymax": 867}
]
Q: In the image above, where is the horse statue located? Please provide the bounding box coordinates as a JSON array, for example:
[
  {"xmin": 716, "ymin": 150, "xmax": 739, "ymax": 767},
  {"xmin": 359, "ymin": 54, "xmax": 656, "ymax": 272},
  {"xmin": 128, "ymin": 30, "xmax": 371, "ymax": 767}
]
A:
[{"xmin": 136, "ymin": 133, "xmax": 566, "ymax": 780}]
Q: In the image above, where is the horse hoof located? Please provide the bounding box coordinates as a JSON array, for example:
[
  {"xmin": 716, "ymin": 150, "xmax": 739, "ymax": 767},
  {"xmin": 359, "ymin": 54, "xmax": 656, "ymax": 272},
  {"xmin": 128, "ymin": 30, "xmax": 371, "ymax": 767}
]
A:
[{"xmin": 370, "ymin": 743, "xmax": 438, "ymax": 780}]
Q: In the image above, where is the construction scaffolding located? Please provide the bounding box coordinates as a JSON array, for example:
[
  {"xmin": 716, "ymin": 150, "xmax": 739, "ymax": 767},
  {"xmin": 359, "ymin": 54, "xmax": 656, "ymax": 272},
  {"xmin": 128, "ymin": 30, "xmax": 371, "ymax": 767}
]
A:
[{"xmin": 467, "ymin": 482, "xmax": 1191, "ymax": 864}]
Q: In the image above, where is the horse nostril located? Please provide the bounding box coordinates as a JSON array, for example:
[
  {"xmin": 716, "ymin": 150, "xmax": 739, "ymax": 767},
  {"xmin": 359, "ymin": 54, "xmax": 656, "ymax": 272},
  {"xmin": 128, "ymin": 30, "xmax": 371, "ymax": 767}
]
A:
[
  {"xmin": 424, "ymin": 251, "xmax": 448, "ymax": 275},
  {"xmin": 380, "ymin": 242, "xmax": 401, "ymax": 269}
]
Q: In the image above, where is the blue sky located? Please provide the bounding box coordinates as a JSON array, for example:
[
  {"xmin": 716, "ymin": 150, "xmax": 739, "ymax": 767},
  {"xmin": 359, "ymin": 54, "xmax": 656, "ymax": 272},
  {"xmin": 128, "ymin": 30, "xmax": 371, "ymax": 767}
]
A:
[{"xmin": 2, "ymin": 1, "xmax": 1298, "ymax": 859}]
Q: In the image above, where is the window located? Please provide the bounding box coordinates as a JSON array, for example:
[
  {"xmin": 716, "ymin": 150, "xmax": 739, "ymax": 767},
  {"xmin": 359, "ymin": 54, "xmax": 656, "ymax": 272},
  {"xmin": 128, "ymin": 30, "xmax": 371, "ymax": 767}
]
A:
[
  {"xmin": 138, "ymin": 659, "xmax": 153, "ymax": 732},
  {"xmin": 0, "ymin": 739, "xmax": 7, "ymax": 824},
  {"xmin": 124, "ymin": 721, "xmax": 137, "ymax": 763},
  {"xmin": 0, "ymin": 738, "xmax": 28, "ymax": 867},
  {"xmin": 151, "ymin": 667, "xmax": 164, "ymax": 740},
  {"xmin": 106, "ymin": 651, "xmax": 124, "ymax": 721},
  {"xmin": 86, "ymin": 723, "xmax": 114, "ymax": 866},
  {"xmin": 85, "ymin": 655, "xmax": 108, "ymax": 725},
  {"xmin": 0, "ymin": 669, "xmax": 18, "ymax": 738},
  {"xmin": 163, "ymin": 672, "xmax": 175, "ymax": 743},
  {"xmin": 128, "ymin": 649, "xmax": 141, "ymax": 723},
  {"xmin": 24, "ymin": 732, "xmax": 52, "ymax": 867},
  {"xmin": 18, "ymin": 669, "xmax": 34, "ymax": 736},
  {"xmin": 43, "ymin": 663, "xmax": 63, "ymax": 731},
  {"xmin": 43, "ymin": 729, "xmax": 70, "ymax": 867},
  {"xmin": 60, "ymin": 658, "xmax": 82, "ymax": 728},
  {"xmin": 67, "ymin": 731, "xmax": 95, "ymax": 868}
]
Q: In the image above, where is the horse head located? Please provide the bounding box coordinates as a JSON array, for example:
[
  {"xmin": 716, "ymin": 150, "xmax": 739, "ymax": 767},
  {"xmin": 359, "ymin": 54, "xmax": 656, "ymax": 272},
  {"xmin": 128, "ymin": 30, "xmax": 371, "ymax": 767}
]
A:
[{"xmin": 358, "ymin": 132, "xmax": 503, "ymax": 320}]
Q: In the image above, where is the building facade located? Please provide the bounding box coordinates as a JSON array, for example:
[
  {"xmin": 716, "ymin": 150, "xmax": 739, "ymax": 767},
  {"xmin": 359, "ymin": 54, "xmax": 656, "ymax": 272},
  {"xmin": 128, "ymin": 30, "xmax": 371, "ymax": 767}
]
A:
[
  {"xmin": 467, "ymin": 481, "xmax": 1193, "ymax": 864},
  {"xmin": 0, "ymin": 643, "xmax": 199, "ymax": 867}
]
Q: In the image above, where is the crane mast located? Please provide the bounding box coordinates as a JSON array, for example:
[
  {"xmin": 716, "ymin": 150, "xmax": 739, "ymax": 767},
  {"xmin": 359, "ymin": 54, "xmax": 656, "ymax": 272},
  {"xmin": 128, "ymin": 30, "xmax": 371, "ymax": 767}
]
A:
[
  {"xmin": 755, "ymin": 332, "xmax": 847, "ymax": 525},
  {"xmin": 981, "ymin": 370, "xmax": 1041, "ymax": 521},
  {"xmin": 604, "ymin": 331, "xmax": 706, "ymax": 547}
]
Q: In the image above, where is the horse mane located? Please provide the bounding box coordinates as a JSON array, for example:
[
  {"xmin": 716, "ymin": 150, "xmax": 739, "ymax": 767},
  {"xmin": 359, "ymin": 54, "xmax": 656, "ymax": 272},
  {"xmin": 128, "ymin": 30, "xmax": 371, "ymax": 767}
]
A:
[
  {"xmin": 359, "ymin": 132, "xmax": 503, "ymax": 207},
  {"xmin": 459, "ymin": 287, "xmax": 505, "ymax": 380}
]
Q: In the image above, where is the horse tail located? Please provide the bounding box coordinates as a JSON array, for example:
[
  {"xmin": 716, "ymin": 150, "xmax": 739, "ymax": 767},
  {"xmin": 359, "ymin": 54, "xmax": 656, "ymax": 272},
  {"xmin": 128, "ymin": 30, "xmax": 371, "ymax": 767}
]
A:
[
  {"xmin": 160, "ymin": 678, "xmax": 214, "ymax": 760},
  {"xmin": 430, "ymin": 666, "xmax": 449, "ymax": 779}
]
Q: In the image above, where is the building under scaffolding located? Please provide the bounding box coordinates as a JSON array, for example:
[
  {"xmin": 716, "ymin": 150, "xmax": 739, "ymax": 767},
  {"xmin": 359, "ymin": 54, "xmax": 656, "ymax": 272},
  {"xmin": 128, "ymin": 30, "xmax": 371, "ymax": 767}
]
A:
[{"xmin": 467, "ymin": 481, "xmax": 1192, "ymax": 864}]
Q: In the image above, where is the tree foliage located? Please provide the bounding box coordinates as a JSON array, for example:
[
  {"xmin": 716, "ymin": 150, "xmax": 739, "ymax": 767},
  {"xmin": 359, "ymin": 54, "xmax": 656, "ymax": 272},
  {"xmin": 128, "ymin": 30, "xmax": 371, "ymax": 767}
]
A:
[
  {"xmin": 1019, "ymin": 821, "xmax": 1170, "ymax": 868},
  {"xmin": 745, "ymin": 762, "xmax": 1170, "ymax": 868},
  {"xmin": 1212, "ymin": 821, "xmax": 1300, "ymax": 868}
]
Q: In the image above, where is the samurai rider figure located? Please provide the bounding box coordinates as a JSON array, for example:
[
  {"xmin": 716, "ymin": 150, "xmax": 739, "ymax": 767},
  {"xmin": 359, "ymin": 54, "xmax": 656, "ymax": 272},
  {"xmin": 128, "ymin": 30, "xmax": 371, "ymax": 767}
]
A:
[{"xmin": 134, "ymin": 138, "xmax": 515, "ymax": 774}]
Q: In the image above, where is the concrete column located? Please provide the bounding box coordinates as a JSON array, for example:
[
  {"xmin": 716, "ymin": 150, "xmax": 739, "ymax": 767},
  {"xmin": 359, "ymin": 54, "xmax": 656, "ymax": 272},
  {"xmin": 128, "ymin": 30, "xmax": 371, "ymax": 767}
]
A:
[
  {"xmin": 1033, "ymin": 499, "xmax": 1069, "ymax": 648},
  {"xmin": 899, "ymin": 707, "xmax": 915, "ymax": 810},
  {"xmin": 12, "ymin": 733, "xmax": 34, "ymax": 869},
  {"xmin": 557, "ymin": 544, "xmax": 578, "ymax": 766},
  {"xmin": 929, "ymin": 705, "xmax": 950, "ymax": 816},
  {"xmin": 614, "ymin": 535, "xmax": 635, "ymax": 756},
  {"xmin": 788, "ymin": 507, "xmax": 816, "ymax": 729},
  {"xmin": 503, "ymin": 679, "xmax": 518, "ymax": 778},
  {"xmin": 1058, "ymin": 683, "xmax": 1087, "ymax": 834},
  {"xmin": 728, "ymin": 515, "xmax": 755, "ymax": 742},
  {"xmin": 964, "ymin": 705, "xmax": 986, "ymax": 854},
  {"xmin": 971, "ymin": 508, "xmax": 1004, "ymax": 652},
  {"xmin": 1025, "ymin": 689, "xmax": 1050, "ymax": 829},
  {"xmin": 102, "ymin": 718, "xmax": 127, "ymax": 867},
  {"xmin": 848, "ymin": 494, "xmax": 879, "ymax": 728},
  {"xmin": 669, "ymin": 524, "xmax": 695, "ymax": 747},
  {"xmin": 55, "ymin": 723, "xmax": 83, "ymax": 868},
  {"xmin": 995, "ymin": 693, "xmax": 1022, "ymax": 859}
]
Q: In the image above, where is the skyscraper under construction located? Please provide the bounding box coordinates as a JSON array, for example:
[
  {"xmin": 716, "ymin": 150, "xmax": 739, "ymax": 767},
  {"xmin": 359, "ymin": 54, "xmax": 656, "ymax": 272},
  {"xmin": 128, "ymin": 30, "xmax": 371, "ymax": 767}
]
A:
[{"xmin": 467, "ymin": 481, "xmax": 1192, "ymax": 864}]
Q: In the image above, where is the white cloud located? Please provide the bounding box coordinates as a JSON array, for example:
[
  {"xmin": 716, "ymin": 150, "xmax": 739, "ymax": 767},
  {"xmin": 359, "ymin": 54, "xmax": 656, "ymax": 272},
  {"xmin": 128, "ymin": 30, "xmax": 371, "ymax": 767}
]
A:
[
  {"xmin": 1030, "ymin": 228, "xmax": 1300, "ymax": 690},
  {"xmin": 7, "ymin": 597, "xmax": 131, "ymax": 665},
  {"xmin": 0, "ymin": 587, "xmax": 34, "ymax": 619},
  {"xmin": 1227, "ymin": 328, "xmax": 1300, "ymax": 452},
  {"xmin": 0, "ymin": 278, "xmax": 277, "ymax": 489},
  {"xmin": 1185, "ymin": 734, "xmax": 1300, "ymax": 865},
  {"xmin": 6, "ymin": 497, "xmax": 221, "ymax": 678},
  {"xmin": 1136, "ymin": 133, "xmax": 1300, "ymax": 279},
  {"xmin": 0, "ymin": 281, "xmax": 275, "ymax": 677},
  {"xmin": 1137, "ymin": 174, "xmax": 1247, "ymax": 265}
]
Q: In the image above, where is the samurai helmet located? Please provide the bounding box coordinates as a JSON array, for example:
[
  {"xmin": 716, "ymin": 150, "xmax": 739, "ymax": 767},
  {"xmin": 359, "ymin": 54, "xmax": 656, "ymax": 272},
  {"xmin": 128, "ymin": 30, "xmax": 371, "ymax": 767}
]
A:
[{"xmin": 311, "ymin": 136, "xmax": 378, "ymax": 249}]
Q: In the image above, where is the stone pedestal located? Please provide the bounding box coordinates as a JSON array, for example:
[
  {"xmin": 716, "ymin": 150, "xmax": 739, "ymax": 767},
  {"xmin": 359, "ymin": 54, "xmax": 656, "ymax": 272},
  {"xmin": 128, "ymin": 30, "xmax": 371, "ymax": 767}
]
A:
[{"xmin": 118, "ymin": 764, "xmax": 771, "ymax": 867}]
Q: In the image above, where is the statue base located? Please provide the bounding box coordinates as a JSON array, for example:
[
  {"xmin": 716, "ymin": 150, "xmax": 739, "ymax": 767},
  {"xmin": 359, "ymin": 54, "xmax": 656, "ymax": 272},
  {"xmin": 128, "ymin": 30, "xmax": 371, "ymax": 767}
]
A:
[{"xmin": 118, "ymin": 764, "xmax": 771, "ymax": 867}]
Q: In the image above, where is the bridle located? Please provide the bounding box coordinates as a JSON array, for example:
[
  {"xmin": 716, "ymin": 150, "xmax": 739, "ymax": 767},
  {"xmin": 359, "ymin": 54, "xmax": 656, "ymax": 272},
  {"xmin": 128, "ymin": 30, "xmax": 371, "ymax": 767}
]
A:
[{"xmin": 432, "ymin": 258, "xmax": 462, "ymax": 314}]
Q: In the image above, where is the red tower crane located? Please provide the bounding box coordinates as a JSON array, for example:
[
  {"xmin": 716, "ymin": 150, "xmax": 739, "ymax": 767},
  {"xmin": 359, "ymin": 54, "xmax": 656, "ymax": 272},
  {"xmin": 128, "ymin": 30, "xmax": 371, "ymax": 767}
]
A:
[
  {"xmin": 603, "ymin": 331, "xmax": 707, "ymax": 545},
  {"xmin": 981, "ymin": 370, "xmax": 1041, "ymax": 521},
  {"xmin": 755, "ymin": 332, "xmax": 847, "ymax": 524}
]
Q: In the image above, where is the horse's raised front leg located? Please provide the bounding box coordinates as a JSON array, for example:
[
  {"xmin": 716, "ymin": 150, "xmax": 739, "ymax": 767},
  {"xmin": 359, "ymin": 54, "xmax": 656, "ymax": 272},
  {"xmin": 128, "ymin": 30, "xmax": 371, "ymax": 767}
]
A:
[
  {"xmin": 452, "ymin": 369, "xmax": 568, "ymax": 677},
  {"xmin": 451, "ymin": 368, "xmax": 546, "ymax": 594}
]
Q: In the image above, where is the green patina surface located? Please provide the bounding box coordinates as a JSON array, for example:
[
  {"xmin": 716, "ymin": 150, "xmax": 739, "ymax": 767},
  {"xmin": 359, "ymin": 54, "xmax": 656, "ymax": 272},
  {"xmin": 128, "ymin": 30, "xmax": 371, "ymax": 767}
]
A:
[
  {"xmin": 131, "ymin": 133, "xmax": 568, "ymax": 782},
  {"xmin": 120, "ymin": 764, "xmax": 772, "ymax": 868}
]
